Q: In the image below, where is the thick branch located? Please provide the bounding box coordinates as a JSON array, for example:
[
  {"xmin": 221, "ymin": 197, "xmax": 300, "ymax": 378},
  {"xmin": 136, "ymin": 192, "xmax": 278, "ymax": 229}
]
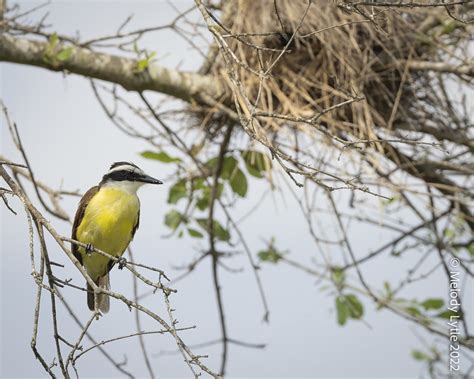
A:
[
  {"xmin": 0, "ymin": 34, "xmax": 222, "ymax": 103},
  {"xmin": 382, "ymin": 141, "xmax": 474, "ymax": 231},
  {"xmin": 405, "ymin": 60, "xmax": 474, "ymax": 78},
  {"xmin": 395, "ymin": 122, "xmax": 474, "ymax": 153}
]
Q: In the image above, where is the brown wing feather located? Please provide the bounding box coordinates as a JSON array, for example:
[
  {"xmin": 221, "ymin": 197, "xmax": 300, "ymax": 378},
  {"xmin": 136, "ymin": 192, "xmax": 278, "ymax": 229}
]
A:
[
  {"xmin": 71, "ymin": 186, "xmax": 100, "ymax": 265},
  {"xmin": 131, "ymin": 208, "xmax": 140, "ymax": 239}
]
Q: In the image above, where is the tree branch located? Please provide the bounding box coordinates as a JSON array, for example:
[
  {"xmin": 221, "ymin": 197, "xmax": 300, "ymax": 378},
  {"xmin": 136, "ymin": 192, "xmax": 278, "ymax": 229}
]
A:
[
  {"xmin": 0, "ymin": 34, "xmax": 222, "ymax": 103},
  {"xmin": 0, "ymin": 0, "xmax": 5, "ymax": 22},
  {"xmin": 405, "ymin": 60, "xmax": 474, "ymax": 78}
]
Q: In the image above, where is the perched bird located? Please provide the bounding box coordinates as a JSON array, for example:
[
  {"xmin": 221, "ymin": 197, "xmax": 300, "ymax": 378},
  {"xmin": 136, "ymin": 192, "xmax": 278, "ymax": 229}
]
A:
[{"xmin": 72, "ymin": 162, "xmax": 162, "ymax": 313}]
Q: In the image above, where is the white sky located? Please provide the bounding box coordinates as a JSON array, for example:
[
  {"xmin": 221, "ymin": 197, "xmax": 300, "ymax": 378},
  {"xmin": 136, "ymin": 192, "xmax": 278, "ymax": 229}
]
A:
[{"xmin": 1, "ymin": 1, "xmax": 468, "ymax": 378}]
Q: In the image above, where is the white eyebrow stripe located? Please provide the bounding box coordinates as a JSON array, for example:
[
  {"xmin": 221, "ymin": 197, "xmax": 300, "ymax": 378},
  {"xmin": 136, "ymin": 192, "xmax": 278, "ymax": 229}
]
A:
[{"xmin": 107, "ymin": 164, "xmax": 143, "ymax": 175}]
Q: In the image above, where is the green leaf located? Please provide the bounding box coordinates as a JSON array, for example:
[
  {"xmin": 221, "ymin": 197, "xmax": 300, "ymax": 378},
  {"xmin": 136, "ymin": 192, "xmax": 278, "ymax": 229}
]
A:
[
  {"xmin": 48, "ymin": 33, "xmax": 59, "ymax": 49},
  {"xmin": 192, "ymin": 178, "xmax": 206, "ymax": 190},
  {"xmin": 196, "ymin": 218, "xmax": 230, "ymax": 241},
  {"xmin": 336, "ymin": 296, "xmax": 348, "ymax": 326},
  {"xmin": 168, "ymin": 180, "xmax": 187, "ymax": 204},
  {"xmin": 411, "ymin": 350, "xmax": 429, "ymax": 361},
  {"xmin": 133, "ymin": 42, "xmax": 140, "ymax": 55},
  {"xmin": 196, "ymin": 195, "xmax": 209, "ymax": 211},
  {"xmin": 440, "ymin": 20, "xmax": 457, "ymax": 36},
  {"xmin": 195, "ymin": 186, "xmax": 211, "ymax": 211},
  {"xmin": 331, "ymin": 267, "xmax": 345, "ymax": 287},
  {"xmin": 258, "ymin": 239, "xmax": 284, "ymax": 263},
  {"xmin": 137, "ymin": 59, "xmax": 149, "ymax": 72},
  {"xmin": 216, "ymin": 183, "xmax": 225, "ymax": 198},
  {"xmin": 257, "ymin": 247, "xmax": 282, "ymax": 263},
  {"xmin": 213, "ymin": 221, "xmax": 230, "ymax": 241},
  {"xmin": 383, "ymin": 195, "xmax": 399, "ymax": 206},
  {"xmin": 436, "ymin": 309, "xmax": 461, "ymax": 319},
  {"xmin": 187, "ymin": 228, "xmax": 204, "ymax": 239},
  {"xmin": 468, "ymin": 244, "xmax": 474, "ymax": 256},
  {"xmin": 421, "ymin": 298, "xmax": 444, "ymax": 311},
  {"xmin": 141, "ymin": 150, "xmax": 181, "ymax": 163},
  {"xmin": 222, "ymin": 156, "xmax": 238, "ymax": 179},
  {"xmin": 205, "ymin": 157, "xmax": 218, "ymax": 169},
  {"xmin": 164, "ymin": 210, "xmax": 182, "ymax": 230},
  {"xmin": 135, "ymin": 51, "xmax": 156, "ymax": 72},
  {"xmin": 195, "ymin": 183, "xmax": 224, "ymax": 211},
  {"xmin": 56, "ymin": 47, "xmax": 73, "ymax": 61},
  {"xmin": 241, "ymin": 150, "xmax": 272, "ymax": 178},
  {"xmin": 345, "ymin": 294, "xmax": 364, "ymax": 319},
  {"xmin": 229, "ymin": 168, "xmax": 248, "ymax": 197},
  {"xmin": 206, "ymin": 156, "xmax": 248, "ymax": 196},
  {"xmin": 405, "ymin": 306, "xmax": 422, "ymax": 318},
  {"xmin": 44, "ymin": 33, "xmax": 60, "ymax": 64},
  {"xmin": 206, "ymin": 156, "xmax": 238, "ymax": 180},
  {"xmin": 444, "ymin": 228, "xmax": 455, "ymax": 239}
]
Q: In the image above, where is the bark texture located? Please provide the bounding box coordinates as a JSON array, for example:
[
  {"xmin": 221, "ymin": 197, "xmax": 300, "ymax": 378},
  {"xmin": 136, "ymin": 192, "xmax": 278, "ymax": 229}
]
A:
[{"xmin": 0, "ymin": 34, "xmax": 222, "ymax": 103}]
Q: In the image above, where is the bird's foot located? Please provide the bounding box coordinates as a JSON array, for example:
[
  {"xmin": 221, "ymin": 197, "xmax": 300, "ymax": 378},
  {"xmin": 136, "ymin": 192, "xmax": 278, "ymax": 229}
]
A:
[
  {"xmin": 85, "ymin": 243, "xmax": 94, "ymax": 255},
  {"xmin": 117, "ymin": 257, "xmax": 127, "ymax": 270}
]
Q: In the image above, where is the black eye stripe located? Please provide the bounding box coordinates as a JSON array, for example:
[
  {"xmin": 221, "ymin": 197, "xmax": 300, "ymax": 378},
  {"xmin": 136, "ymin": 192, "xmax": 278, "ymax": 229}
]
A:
[{"xmin": 101, "ymin": 170, "xmax": 142, "ymax": 183}]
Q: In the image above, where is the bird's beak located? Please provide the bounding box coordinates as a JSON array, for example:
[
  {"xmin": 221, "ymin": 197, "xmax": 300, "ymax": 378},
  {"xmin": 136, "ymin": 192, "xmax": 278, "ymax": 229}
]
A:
[{"xmin": 139, "ymin": 174, "xmax": 163, "ymax": 185}]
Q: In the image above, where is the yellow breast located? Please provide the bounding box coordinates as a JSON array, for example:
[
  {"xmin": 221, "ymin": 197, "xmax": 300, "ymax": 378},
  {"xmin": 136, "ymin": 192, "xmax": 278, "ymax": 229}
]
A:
[{"xmin": 76, "ymin": 187, "xmax": 140, "ymax": 279}]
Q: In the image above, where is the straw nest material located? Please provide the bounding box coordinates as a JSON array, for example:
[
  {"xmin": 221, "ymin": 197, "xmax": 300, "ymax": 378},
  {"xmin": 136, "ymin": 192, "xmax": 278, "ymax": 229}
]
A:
[{"xmin": 205, "ymin": 1, "xmax": 467, "ymax": 147}]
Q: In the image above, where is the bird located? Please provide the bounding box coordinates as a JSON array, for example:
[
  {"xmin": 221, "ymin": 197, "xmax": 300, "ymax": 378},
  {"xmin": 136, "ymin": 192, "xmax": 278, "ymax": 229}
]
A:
[{"xmin": 71, "ymin": 161, "xmax": 162, "ymax": 313}]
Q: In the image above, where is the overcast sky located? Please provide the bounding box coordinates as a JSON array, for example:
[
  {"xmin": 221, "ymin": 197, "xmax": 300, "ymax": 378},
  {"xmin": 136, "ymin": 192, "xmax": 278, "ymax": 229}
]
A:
[{"xmin": 1, "ymin": 1, "xmax": 469, "ymax": 378}]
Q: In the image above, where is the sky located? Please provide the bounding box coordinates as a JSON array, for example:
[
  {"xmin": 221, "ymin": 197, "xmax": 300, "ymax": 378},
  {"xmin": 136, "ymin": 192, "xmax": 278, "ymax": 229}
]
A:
[{"xmin": 1, "ymin": 1, "xmax": 470, "ymax": 378}]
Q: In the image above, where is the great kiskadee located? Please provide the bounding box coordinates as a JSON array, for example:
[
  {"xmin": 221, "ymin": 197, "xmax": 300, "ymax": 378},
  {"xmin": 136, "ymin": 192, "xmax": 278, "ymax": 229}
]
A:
[{"xmin": 71, "ymin": 162, "xmax": 162, "ymax": 313}]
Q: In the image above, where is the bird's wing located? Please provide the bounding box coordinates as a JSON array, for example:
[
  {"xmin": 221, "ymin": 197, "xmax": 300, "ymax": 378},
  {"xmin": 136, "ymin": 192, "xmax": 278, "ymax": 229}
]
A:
[
  {"xmin": 131, "ymin": 208, "xmax": 140, "ymax": 240},
  {"xmin": 71, "ymin": 185, "xmax": 100, "ymax": 264}
]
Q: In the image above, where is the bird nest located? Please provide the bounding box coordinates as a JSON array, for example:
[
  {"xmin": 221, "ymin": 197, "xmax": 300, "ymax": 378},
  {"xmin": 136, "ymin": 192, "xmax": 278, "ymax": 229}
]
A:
[{"xmin": 204, "ymin": 0, "xmax": 469, "ymax": 149}]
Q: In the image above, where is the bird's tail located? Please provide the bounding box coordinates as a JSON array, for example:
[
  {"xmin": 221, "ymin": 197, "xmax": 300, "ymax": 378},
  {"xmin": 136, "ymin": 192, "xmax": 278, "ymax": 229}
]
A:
[{"xmin": 87, "ymin": 274, "xmax": 110, "ymax": 313}]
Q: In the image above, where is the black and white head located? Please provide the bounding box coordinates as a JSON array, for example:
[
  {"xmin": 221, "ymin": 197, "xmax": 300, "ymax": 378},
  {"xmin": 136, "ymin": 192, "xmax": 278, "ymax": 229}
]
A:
[{"xmin": 100, "ymin": 162, "xmax": 162, "ymax": 193}]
